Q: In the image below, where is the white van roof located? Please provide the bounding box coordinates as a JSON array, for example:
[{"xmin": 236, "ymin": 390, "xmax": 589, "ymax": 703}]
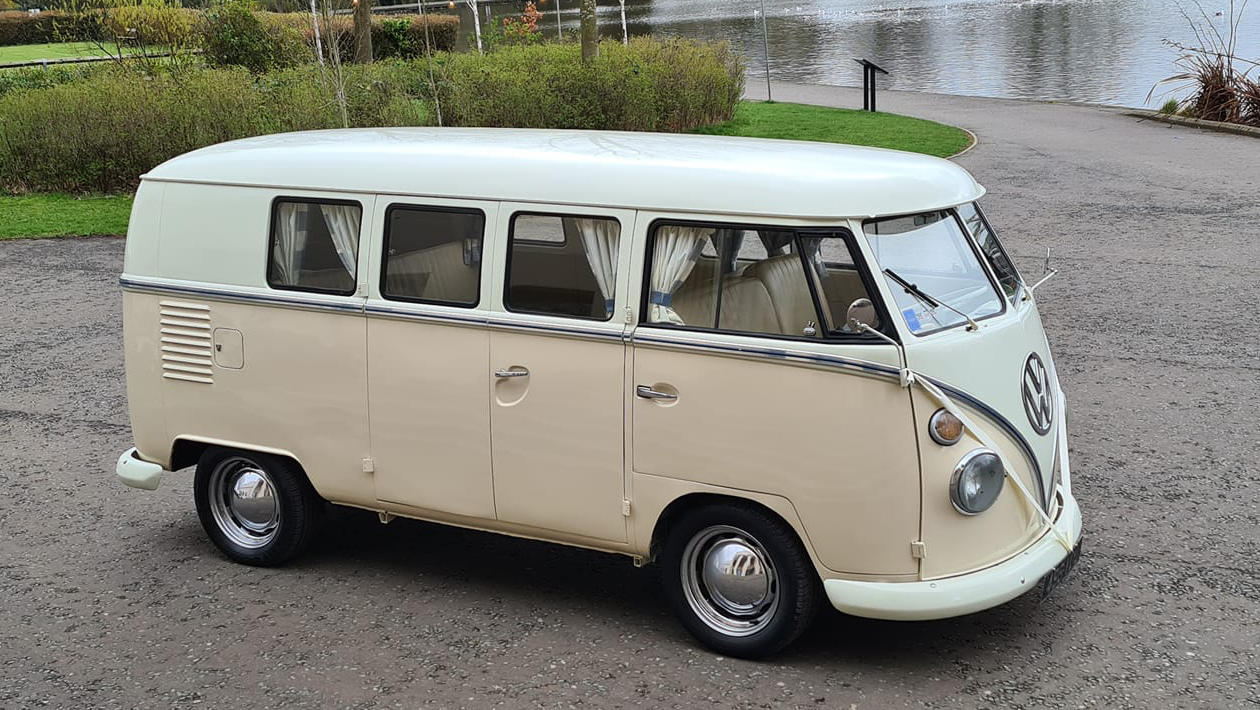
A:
[{"xmin": 143, "ymin": 128, "xmax": 984, "ymax": 219}]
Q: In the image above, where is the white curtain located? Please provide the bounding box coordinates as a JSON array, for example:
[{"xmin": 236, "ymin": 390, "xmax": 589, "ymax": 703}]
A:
[
  {"xmin": 649, "ymin": 225, "xmax": 713, "ymax": 325},
  {"xmin": 571, "ymin": 217, "xmax": 621, "ymax": 317},
  {"xmin": 272, "ymin": 202, "xmax": 307, "ymax": 286},
  {"xmin": 320, "ymin": 204, "xmax": 361, "ymax": 277}
]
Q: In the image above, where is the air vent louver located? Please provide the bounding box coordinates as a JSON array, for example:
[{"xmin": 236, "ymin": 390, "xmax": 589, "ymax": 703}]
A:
[{"xmin": 158, "ymin": 300, "xmax": 213, "ymax": 384}]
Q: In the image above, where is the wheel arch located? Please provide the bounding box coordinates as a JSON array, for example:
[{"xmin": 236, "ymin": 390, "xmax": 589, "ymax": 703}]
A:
[
  {"xmin": 632, "ymin": 478, "xmax": 820, "ymax": 575},
  {"xmin": 170, "ymin": 436, "xmax": 308, "ymax": 479}
]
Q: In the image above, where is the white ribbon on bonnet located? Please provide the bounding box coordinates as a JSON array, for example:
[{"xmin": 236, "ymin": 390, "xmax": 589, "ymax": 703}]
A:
[{"xmin": 901, "ymin": 367, "xmax": 1075, "ymax": 553}]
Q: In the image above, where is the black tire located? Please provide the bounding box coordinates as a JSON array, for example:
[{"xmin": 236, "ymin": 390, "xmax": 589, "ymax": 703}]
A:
[
  {"xmin": 193, "ymin": 447, "xmax": 324, "ymax": 566},
  {"xmin": 660, "ymin": 501, "xmax": 821, "ymax": 659}
]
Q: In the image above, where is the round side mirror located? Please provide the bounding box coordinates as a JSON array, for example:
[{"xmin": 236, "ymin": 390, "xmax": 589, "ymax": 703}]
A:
[{"xmin": 846, "ymin": 298, "xmax": 877, "ymax": 331}]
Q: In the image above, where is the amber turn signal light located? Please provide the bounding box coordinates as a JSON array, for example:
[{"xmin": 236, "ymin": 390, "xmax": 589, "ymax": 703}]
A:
[{"xmin": 929, "ymin": 408, "xmax": 964, "ymax": 446}]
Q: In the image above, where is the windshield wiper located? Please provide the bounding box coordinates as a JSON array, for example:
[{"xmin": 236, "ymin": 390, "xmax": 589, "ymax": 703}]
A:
[{"xmin": 884, "ymin": 268, "xmax": 980, "ymax": 332}]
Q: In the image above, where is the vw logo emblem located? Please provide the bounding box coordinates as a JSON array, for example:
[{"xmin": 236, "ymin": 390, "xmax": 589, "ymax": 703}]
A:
[{"xmin": 1022, "ymin": 352, "xmax": 1053, "ymax": 435}]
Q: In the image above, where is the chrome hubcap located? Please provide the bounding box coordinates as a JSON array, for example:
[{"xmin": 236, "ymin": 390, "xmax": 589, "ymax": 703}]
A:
[
  {"xmin": 208, "ymin": 457, "xmax": 280, "ymax": 549},
  {"xmin": 681, "ymin": 525, "xmax": 779, "ymax": 637},
  {"xmin": 229, "ymin": 470, "xmax": 277, "ymax": 531}
]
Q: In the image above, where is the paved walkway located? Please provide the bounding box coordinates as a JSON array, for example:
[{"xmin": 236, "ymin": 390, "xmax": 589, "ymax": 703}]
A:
[
  {"xmin": 745, "ymin": 83, "xmax": 1260, "ymax": 706},
  {"xmin": 1, "ymin": 86, "xmax": 1258, "ymax": 708}
]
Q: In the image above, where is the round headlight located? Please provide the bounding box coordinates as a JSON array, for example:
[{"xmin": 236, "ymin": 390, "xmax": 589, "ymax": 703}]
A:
[
  {"xmin": 950, "ymin": 449, "xmax": 1005, "ymax": 515},
  {"xmin": 928, "ymin": 408, "xmax": 964, "ymax": 446}
]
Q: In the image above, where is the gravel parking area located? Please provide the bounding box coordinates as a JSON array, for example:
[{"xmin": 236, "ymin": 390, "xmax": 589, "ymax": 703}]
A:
[{"xmin": 2, "ymin": 86, "xmax": 1258, "ymax": 708}]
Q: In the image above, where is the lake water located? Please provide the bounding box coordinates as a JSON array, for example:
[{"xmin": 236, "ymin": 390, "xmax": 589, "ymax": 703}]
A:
[{"xmin": 453, "ymin": 0, "xmax": 1260, "ymax": 107}]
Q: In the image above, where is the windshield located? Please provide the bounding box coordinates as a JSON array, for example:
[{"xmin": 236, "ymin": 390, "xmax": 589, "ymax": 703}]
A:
[
  {"xmin": 864, "ymin": 210, "xmax": 1004, "ymax": 335},
  {"xmin": 957, "ymin": 202, "xmax": 1022, "ymax": 300}
]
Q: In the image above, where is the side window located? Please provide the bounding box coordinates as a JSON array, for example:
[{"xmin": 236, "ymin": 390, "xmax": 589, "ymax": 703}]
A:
[
  {"xmin": 644, "ymin": 223, "xmax": 876, "ymax": 337},
  {"xmin": 799, "ymin": 235, "xmax": 882, "ymax": 333},
  {"xmin": 381, "ymin": 206, "xmax": 485, "ymax": 306},
  {"xmin": 269, "ymin": 199, "xmax": 362, "ymax": 295},
  {"xmin": 505, "ymin": 213, "xmax": 621, "ymax": 321}
]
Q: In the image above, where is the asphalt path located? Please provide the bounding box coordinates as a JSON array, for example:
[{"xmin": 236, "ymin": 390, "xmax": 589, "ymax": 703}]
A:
[{"xmin": 2, "ymin": 84, "xmax": 1258, "ymax": 708}]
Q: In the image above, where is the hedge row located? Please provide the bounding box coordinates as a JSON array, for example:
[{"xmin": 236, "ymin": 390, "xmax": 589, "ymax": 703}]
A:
[
  {"xmin": 0, "ymin": 64, "xmax": 428, "ymax": 192},
  {"xmin": 438, "ymin": 38, "xmax": 746, "ymax": 132},
  {"xmin": 0, "ymin": 10, "xmax": 95, "ymax": 45},
  {"xmin": 0, "ymin": 38, "xmax": 744, "ymax": 193},
  {"xmin": 0, "ymin": 7, "xmax": 458, "ymax": 56}
]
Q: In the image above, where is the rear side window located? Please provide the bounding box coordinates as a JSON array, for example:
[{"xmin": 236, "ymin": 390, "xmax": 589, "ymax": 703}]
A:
[
  {"xmin": 504, "ymin": 213, "xmax": 621, "ymax": 321},
  {"xmin": 268, "ymin": 199, "xmax": 362, "ymax": 295},
  {"xmin": 381, "ymin": 206, "xmax": 485, "ymax": 306}
]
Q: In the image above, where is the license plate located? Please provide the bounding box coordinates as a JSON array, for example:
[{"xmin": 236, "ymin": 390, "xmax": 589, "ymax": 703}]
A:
[{"xmin": 1038, "ymin": 536, "xmax": 1083, "ymax": 601}]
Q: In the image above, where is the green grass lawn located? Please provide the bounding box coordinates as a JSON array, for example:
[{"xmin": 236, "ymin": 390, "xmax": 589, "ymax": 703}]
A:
[
  {"xmin": 0, "ymin": 194, "xmax": 132, "ymax": 239},
  {"xmin": 0, "ymin": 101, "xmax": 972, "ymax": 239},
  {"xmin": 0, "ymin": 41, "xmax": 139, "ymax": 65},
  {"xmin": 694, "ymin": 100, "xmax": 973, "ymax": 158}
]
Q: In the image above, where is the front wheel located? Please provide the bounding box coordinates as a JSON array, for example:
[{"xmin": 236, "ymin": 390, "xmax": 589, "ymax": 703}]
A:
[
  {"xmin": 660, "ymin": 502, "xmax": 821, "ymax": 658},
  {"xmin": 194, "ymin": 448, "xmax": 324, "ymax": 566}
]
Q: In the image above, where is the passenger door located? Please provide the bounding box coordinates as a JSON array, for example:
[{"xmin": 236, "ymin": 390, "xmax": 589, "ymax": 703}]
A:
[
  {"xmin": 365, "ymin": 198, "xmax": 498, "ymax": 519},
  {"xmin": 630, "ymin": 219, "xmax": 922, "ymax": 575},
  {"xmin": 487, "ymin": 206, "xmax": 634, "ymax": 543}
]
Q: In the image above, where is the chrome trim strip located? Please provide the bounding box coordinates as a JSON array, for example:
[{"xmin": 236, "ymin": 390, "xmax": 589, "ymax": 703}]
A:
[
  {"xmin": 120, "ymin": 277, "xmax": 363, "ymax": 314},
  {"xmin": 122, "ymin": 277, "xmax": 624, "ymax": 342},
  {"xmin": 631, "ymin": 333, "xmax": 902, "ymax": 380},
  {"xmin": 366, "ymin": 306, "xmax": 622, "ymax": 341},
  {"xmin": 365, "ymin": 304, "xmax": 487, "ymax": 327},
  {"xmin": 483, "ymin": 316, "xmax": 623, "ymax": 341}
]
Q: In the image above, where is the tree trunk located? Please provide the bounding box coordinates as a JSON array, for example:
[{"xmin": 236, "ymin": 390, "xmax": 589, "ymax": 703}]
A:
[
  {"xmin": 580, "ymin": 0, "xmax": 597, "ymax": 63},
  {"xmin": 619, "ymin": 0, "xmax": 627, "ymax": 44},
  {"xmin": 353, "ymin": 0, "xmax": 373, "ymax": 64}
]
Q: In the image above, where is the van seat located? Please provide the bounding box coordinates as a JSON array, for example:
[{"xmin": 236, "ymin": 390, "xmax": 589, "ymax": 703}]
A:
[
  {"xmin": 820, "ymin": 268, "xmax": 871, "ymax": 328},
  {"xmin": 671, "ymin": 276, "xmax": 782, "ymax": 334},
  {"xmin": 385, "ymin": 241, "xmax": 479, "ymax": 303},
  {"xmin": 743, "ymin": 255, "xmax": 831, "ymax": 336},
  {"xmin": 297, "ymin": 267, "xmax": 353, "ymax": 292},
  {"xmin": 687, "ymin": 258, "xmax": 721, "ymax": 286}
]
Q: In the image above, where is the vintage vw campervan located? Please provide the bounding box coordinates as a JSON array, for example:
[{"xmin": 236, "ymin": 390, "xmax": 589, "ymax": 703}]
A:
[{"xmin": 115, "ymin": 128, "xmax": 1082, "ymax": 657}]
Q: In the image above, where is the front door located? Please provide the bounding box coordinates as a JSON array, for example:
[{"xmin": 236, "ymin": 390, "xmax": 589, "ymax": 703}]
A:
[
  {"xmin": 487, "ymin": 206, "xmax": 633, "ymax": 543},
  {"xmin": 630, "ymin": 219, "xmax": 921, "ymax": 575}
]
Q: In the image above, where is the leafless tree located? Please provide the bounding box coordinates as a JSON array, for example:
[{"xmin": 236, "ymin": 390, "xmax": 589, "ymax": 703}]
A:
[
  {"xmin": 352, "ymin": 0, "xmax": 373, "ymax": 63},
  {"xmin": 580, "ymin": 0, "xmax": 596, "ymax": 62}
]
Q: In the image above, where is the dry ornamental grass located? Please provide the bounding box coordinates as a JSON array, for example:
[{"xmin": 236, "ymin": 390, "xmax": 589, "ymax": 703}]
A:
[{"xmin": 1152, "ymin": 0, "xmax": 1260, "ymax": 127}]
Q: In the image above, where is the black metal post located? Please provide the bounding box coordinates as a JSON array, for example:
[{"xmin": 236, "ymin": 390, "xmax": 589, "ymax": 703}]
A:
[
  {"xmin": 867, "ymin": 65, "xmax": 874, "ymax": 111},
  {"xmin": 853, "ymin": 59, "xmax": 889, "ymax": 112},
  {"xmin": 862, "ymin": 65, "xmax": 870, "ymax": 110},
  {"xmin": 870, "ymin": 66, "xmax": 877, "ymax": 112}
]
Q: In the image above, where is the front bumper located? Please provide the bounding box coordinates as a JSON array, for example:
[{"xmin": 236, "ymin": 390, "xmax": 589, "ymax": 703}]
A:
[
  {"xmin": 823, "ymin": 489, "xmax": 1083, "ymax": 621},
  {"xmin": 116, "ymin": 447, "xmax": 168, "ymax": 491}
]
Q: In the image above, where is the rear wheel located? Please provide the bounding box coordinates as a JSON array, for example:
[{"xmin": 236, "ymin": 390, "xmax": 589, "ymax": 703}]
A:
[
  {"xmin": 194, "ymin": 448, "xmax": 323, "ymax": 566},
  {"xmin": 660, "ymin": 502, "xmax": 821, "ymax": 658}
]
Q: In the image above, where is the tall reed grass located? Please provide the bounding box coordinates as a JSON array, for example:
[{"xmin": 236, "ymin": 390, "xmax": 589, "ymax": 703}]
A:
[{"xmin": 1152, "ymin": 0, "xmax": 1259, "ymax": 127}]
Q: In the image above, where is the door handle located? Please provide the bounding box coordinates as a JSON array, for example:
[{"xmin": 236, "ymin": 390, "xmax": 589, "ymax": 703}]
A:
[
  {"xmin": 636, "ymin": 385, "xmax": 677, "ymax": 401},
  {"xmin": 495, "ymin": 368, "xmax": 529, "ymax": 378}
]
